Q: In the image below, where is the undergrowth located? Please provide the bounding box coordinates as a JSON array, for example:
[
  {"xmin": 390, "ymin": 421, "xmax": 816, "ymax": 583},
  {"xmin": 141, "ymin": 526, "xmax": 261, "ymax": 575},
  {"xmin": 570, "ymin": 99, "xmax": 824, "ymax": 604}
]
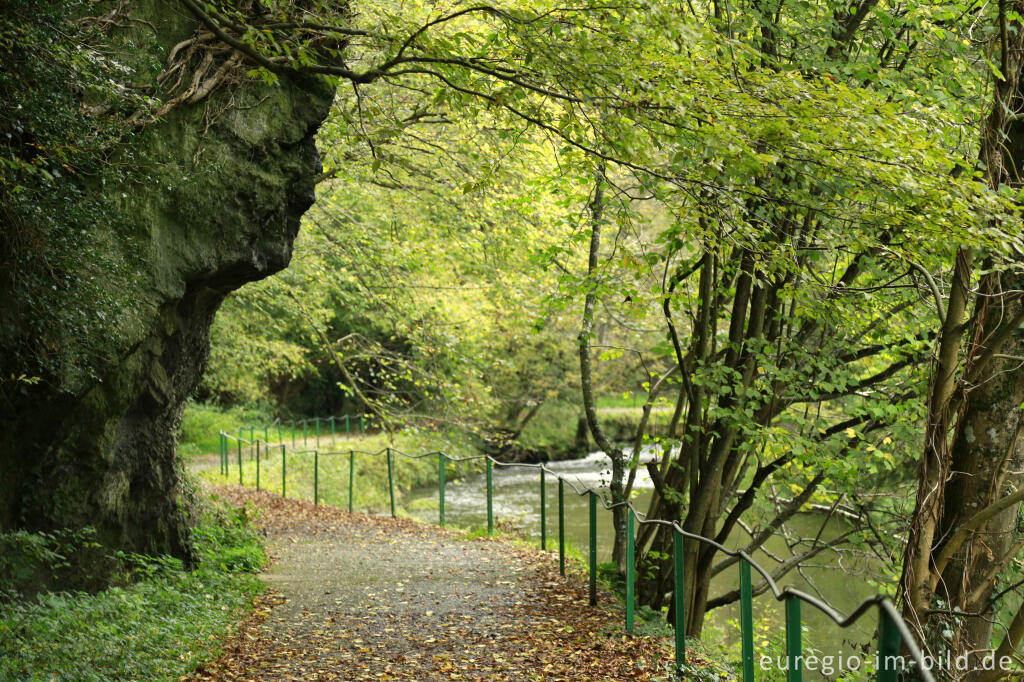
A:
[{"xmin": 0, "ymin": 492, "xmax": 266, "ymax": 681}]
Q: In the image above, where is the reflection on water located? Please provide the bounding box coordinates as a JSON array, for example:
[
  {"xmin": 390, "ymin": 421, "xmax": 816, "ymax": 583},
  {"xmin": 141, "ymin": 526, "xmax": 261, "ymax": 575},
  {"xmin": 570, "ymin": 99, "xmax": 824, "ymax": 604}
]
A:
[{"xmin": 407, "ymin": 449, "xmax": 883, "ymax": 675}]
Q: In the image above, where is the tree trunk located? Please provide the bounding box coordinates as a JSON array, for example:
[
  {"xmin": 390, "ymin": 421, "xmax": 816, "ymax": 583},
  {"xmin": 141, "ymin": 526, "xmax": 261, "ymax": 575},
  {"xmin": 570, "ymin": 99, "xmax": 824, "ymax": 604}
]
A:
[
  {"xmin": 899, "ymin": 0, "xmax": 1024, "ymax": 666},
  {"xmin": 577, "ymin": 161, "xmax": 629, "ymax": 573}
]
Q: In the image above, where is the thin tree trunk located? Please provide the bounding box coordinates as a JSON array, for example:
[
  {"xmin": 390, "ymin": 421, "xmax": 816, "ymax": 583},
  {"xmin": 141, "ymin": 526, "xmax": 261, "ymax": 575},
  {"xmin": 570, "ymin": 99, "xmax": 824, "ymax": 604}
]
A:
[{"xmin": 577, "ymin": 161, "xmax": 628, "ymax": 572}]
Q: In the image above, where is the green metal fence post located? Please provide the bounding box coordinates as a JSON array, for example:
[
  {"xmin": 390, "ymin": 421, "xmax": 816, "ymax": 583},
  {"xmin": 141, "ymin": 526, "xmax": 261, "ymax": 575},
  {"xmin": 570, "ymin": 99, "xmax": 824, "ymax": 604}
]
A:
[
  {"xmin": 264, "ymin": 424, "xmax": 268, "ymax": 444},
  {"xmin": 256, "ymin": 440, "xmax": 261, "ymax": 491},
  {"xmin": 315, "ymin": 417, "xmax": 320, "ymax": 448},
  {"xmin": 249, "ymin": 426, "xmax": 254, "ymax": 460},
  {"xmin": 439, "ymin": 454, "xmax": 446, "ymax": 527},
  {"xmin": 348, "ymin": 450, "xmax": 354, "ymax": 513},
  {"xmin": 877, "ymin": 608, "xmax": 902, "ymax": 682},
  {"xmin": 589, "ymin": 492, "xmax": 597, "ymax": 606},
  {"xmin": 330, "ymin": 416, "xmax": 335, "ymax": 443},
  {"xmin": 740, "ymin": 559, "xmax": 755, "ymax": 682},
  {"xmin": 277, "ymin": 422, "xmax": 283, "ymax": 446},
  {"xmin": 281, "ymin": 445, "xmax": 287, "ymax": 499},
  {"xmin": 625, "ymin": 510, "xmax": 634, "ymax": 634},
  {"xmin": 540, "ymin": 468, "xmax": 547, "ymax": 551},
  {"xmin": 237, "ymin": 432, "xmax": 242, "ymax": 485},
  {"xmin": 360, "ymin": 414, "xmax": 365, "ymax": 435},
  {"xmin": 345, "ymin": 415, "xmax": 350, "ymax": 436},
  {"xmin": 786, "ymin": 597, "xmax": 803, "ymax": 682},
  {"xmin": 674, "ymin": 530, "xmax": 686, "ymax": 671},
  {"xmin": 386, "ymin": 447, "xmax": 396, "ymax": 518},
  {"xmin": 558, "ymin": 477, "xmax": 565, "ymax": 576},
  {"xmin": 486, "ymin": 459, "xmax": 494, "ymax": 535},
  {"xmin": 314, "ymin": 449, "xmax": 319, "ymax": 505},
  {"xmin": 219, "ymin": 433, "xmax": 225, "ymax": 476},
  {"xmin": 303, "ymin": 419, "xmax": 307, "ymax": 447}
]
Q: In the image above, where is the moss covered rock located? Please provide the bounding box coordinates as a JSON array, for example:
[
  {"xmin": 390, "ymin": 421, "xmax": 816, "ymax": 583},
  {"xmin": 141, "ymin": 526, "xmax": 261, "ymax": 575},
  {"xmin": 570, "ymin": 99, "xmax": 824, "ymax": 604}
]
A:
[{"xmin": 0, "ymin": 0, "xmax": 334, "ymax": 577}]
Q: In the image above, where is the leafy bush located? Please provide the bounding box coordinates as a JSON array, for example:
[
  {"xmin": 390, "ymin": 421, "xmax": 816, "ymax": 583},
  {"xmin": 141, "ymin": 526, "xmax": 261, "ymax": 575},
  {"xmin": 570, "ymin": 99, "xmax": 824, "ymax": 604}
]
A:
[
  {"xmin": 519, "ymin": 400, "xmax": 582, "ymax": 456},
  {"xmin": 0, "ymin": 495, "xmax": 266, "ymax": 680},
  {"xmin": 0, "ymin": 527, "xmax": 115, "ymax": 597}
]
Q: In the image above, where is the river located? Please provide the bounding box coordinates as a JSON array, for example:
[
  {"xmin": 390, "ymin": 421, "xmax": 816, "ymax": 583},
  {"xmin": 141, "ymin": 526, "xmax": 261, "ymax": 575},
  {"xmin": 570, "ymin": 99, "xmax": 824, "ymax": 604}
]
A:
[{"xmin": 407, "ymin": 449, "xmax": 884, "ymax": 678}]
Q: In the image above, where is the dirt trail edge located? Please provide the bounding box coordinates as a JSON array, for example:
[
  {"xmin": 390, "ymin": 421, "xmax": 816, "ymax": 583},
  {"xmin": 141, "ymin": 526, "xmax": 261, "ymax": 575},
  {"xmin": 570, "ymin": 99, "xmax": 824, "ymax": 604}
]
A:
[{"xmin": 188, "ymin": 485, "xmax": 681, "ymax": 681}]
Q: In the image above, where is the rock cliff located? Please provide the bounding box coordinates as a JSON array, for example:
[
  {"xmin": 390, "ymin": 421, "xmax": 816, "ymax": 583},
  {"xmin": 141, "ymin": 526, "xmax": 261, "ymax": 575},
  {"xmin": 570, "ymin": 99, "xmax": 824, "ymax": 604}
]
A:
[{"xmin": 0, "ymin": 0, "xmax": 334, "ymax": 576}]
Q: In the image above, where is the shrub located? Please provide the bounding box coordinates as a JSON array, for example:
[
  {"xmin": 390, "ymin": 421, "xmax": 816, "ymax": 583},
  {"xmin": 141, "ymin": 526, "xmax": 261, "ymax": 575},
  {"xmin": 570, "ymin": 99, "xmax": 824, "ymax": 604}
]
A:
[{"xmin": 0, "ymin": 494, "xmax": 266, "ymax": 680}]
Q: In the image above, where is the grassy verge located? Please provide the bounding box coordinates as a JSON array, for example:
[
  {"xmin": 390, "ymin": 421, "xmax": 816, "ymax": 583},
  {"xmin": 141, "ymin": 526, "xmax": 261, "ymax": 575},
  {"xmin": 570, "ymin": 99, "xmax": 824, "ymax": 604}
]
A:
[
  {"xmin": 177, "ymin": 401, "xmax": 275, "ymax": 457},
  {"xmin": 200, "ymin": 430, "xmax": 486, "ymax": 516},
  {"xmin": 0, "ymin": 490, "xmax": 266, "ymax": 681}
]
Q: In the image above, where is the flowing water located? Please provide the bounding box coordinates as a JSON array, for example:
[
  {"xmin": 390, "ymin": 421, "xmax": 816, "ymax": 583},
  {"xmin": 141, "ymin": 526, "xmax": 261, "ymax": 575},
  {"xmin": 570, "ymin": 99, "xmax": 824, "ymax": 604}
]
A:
[{"xmin": 407, "ymin": 449, "xmax": 885, "ymax": 675}]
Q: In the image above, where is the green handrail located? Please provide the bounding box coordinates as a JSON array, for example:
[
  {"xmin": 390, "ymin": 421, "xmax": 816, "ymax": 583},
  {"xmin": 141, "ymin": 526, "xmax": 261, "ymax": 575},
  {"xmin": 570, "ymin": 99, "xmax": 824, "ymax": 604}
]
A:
[
  {"xmin": 540, "ymin": 469, "xmax": 547, "ymax": 551},
  {"xmin": 674, "ymin": 530, "xmax": 685, "ymax": 670},
  {"xmin": 236, "ymin": 430, "xmax": 242, "ymax": 485},
  {"xmin": 878, "ymin": 608, "xmax": 902, "ymax": 682},
  {"xmin": 217, "ymin": 431, "xmax": 938, "ymax": 682},
  {"xmin": 386, "ymin": 447, "xmax": 395, "ymax": 518},
  {"xmin": 625, "ymin": 511, "xmax": 634, "ymax": 634},
  {"xmin": 786, "ymin": 597, "xmax": 802, "ymax": 682},
  {"xmin": 558, "ymin": 477, "xmax": 565, "ymax": 577},
  {"xmin": 740, "ymin": 559, "xmax": 755, "ymax": 681},
  {"xmin": 588, "ymin": 491, "xmax": 597, "ymax": 606},
  {"xmin": 230, "ymin": 413, "xmax": 374, "ymax": 451},
  {"xmin": 486, "ymin": 458, "xmax": 493, "ymax": 535},
  {"xmin": 439, "ymin": 453, "xmax": 446, "ymax": 527}
]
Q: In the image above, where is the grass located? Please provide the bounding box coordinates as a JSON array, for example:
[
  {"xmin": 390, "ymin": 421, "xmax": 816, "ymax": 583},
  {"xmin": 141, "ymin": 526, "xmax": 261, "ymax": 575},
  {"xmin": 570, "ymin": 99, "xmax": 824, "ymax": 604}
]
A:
[
  {"xmin": 200, "ymin": 429, "xmax": 487, "ymax": 516},
  {"xmin": 177, "ymin": 401, "xmax": 276, "ymax": 457},
  {"xmin": 595, "ymin": 393, "xmax": 647, "ymax": 410},
  {"xmin": 0, "ymin": 488, "xmax": 266, "ymax": 681},
  {"xmin": 177, "ymin": 401, "xmax": 377, "ymax": 458}
]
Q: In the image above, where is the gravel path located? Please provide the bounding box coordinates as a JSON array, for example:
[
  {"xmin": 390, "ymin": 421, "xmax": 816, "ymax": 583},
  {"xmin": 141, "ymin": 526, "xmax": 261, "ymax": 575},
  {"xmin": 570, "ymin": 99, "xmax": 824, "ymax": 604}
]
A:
[{"xmin": 189, "ymin": 486, "xmax": 676, "ymax": 681}]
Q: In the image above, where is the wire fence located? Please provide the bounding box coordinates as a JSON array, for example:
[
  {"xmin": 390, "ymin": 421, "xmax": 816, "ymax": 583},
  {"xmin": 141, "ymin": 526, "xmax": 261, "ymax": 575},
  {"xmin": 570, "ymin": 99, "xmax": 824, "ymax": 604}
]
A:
[
  {"xmin": 217, "ymin": 430, "xmax": 933, "ymax": 682},
  {"xmin": 232, "ymin": 414, "xmax": 373, "ymax": 451}
]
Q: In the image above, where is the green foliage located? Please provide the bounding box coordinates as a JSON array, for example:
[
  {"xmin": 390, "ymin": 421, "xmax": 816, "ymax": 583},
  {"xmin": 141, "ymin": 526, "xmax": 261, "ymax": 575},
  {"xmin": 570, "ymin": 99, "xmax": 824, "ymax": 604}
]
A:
[
  {"xmin": 177, "ymin": 401, "xmax": 276, "ymax": 457},
  {"xmin": 0, "ymin": 495, "xmax": 265, "ymax": 681},
  {"xmin": 0, "ymin": 528, "xmax": 92, "ymax": 598},
  {"xmin": 518, "ymin": 401, "xmax": 582, "ymax": 454},
  {"xmin": 203, "ymin": 108, "xmax": 585, "ymax": 446},
  {"xmin": 0, "ymin": 0, "xmax": 145, "ymax": 395}
]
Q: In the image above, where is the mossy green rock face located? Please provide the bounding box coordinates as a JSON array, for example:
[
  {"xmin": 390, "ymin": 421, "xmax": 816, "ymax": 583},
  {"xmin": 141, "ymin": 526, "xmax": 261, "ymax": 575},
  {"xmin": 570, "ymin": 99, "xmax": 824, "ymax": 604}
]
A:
[{"xmin": 0, "ymin": 0, "xmax": 334, "ymax": 577}]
